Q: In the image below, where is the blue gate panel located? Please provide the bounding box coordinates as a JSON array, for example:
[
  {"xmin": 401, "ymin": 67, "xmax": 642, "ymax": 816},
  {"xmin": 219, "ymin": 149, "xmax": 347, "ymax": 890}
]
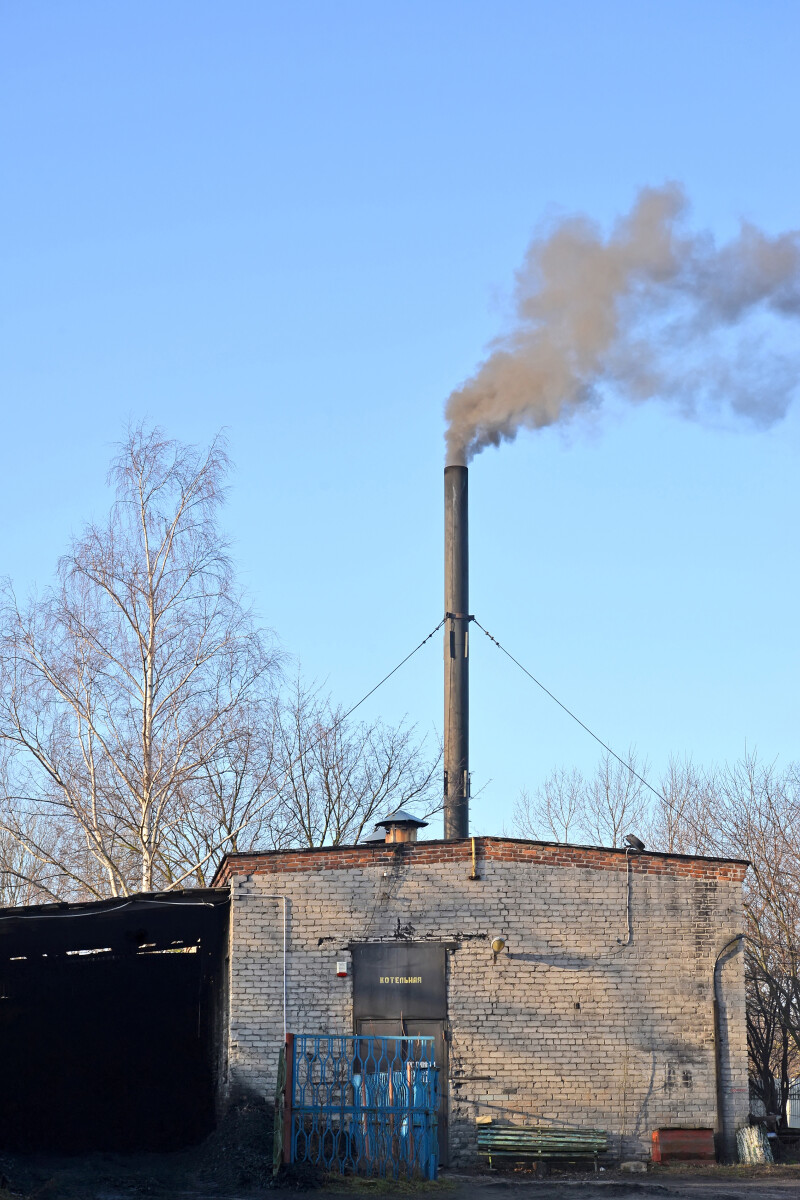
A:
[{"xmin": 289, "ymin": 1034, "xmax": 438, "ymax": 1179}]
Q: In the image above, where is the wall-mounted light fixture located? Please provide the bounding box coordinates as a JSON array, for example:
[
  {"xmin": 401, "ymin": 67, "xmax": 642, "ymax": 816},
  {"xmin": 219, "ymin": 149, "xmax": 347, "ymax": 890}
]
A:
[{"xmin": 491, "ymin": 936, "xmax": 506, "ymax": 961}]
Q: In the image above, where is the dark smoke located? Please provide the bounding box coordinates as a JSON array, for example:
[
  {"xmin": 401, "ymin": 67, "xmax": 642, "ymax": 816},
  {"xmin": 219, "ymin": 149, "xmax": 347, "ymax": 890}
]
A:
[{"xmin": 445, "ymin": 185, "xmax": 800, "ymax": 464}]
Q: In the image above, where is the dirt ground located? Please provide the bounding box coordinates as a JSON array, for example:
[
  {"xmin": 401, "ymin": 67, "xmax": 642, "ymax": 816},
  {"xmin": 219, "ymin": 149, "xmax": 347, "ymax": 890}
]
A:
[
  {"xmin": 1, "ymin": 1163, "xmax": 799, "ymax": 1200},
  {"xmin": 0, "ymin": 1100, "xmax": 276, "ymax": 1200},
  {"xmin": 1, "ymin": 1107, "xmax": 798, "ymax": 1200},
  {"xmin": 439, "ymin": 1165, "xmax": 800, "ymax": 1200}
]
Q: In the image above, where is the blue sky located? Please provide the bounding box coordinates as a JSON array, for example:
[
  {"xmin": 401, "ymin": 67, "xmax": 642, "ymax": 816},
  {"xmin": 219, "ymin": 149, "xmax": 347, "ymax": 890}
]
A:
[{"xmin": 2, "ymin": 1, "xmax": 798, "ymax": 837}]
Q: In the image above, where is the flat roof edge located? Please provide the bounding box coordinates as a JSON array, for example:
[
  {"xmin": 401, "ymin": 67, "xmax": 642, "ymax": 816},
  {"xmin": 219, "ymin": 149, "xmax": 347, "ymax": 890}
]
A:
[{"xmin": 211, "ymin": 835, "xmax": 749, "ymax": 886}]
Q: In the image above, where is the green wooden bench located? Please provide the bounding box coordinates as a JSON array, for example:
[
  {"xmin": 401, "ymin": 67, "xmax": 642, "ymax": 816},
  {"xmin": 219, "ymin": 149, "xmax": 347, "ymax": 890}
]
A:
[{"xmin": 477, "ymin": 1124, "xmax": 608, "ymax": 1173}]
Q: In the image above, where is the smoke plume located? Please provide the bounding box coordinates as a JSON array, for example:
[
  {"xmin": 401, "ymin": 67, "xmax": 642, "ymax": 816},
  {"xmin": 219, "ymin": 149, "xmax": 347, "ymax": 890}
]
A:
[{"xmin": 445, "ymin": 185, "xmax": 800, "ymax": 464}]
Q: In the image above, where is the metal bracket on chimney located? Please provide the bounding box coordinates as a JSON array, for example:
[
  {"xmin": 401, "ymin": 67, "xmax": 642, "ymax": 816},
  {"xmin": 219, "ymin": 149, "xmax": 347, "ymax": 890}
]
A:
[{"xmin": 445, "ymin": 613, "xmax": 474, "ymax": 621}]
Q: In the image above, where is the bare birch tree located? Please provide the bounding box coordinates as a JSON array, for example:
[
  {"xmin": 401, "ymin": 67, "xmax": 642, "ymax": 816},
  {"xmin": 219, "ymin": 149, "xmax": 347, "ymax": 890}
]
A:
[
  {"xmin": 155, "ymin": 693, "xmax": 287, "ymax": 886},
  {"xmin": 512, "ymin": 767, "xmax": 586, "ymax": 842},
  {"xmin": 710, "ymin": 753, "xmax": 800, "ymax": 1123},
  {"xmin": 582, "ymin": 749, "xmax": 650, "ymax": 847},
  {"xmin": 512, "ymin": 744, "xmax": 800, "ymax": 1120},
  {"xmin": 646, "ymin": 755, "xmax": 714, "ymax": 855},
  {"xmin": 269, "ymin": 678, "xmax": 441, "ymax": 848},
  {"xmin": 0, "ymin": 425, "xmax": 280, "ymax": 897},
  {"xmin": 513, "ymin": 751, "xmax": 650, "ymax": 848},
  {"xmin": 0, "ymin": 772, "xmax": 70, "ymax": 905}
]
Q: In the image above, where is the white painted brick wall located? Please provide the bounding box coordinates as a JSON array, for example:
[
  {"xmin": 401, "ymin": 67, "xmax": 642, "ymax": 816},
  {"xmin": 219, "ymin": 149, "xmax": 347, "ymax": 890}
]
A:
[{"xmin": 223, "ymin": 846, "xmax": 747, "ymax": 1164}]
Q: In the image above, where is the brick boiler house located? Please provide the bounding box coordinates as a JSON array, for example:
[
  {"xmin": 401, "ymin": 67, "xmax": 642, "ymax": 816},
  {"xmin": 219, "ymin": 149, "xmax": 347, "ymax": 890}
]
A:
[{"xmin": 211, "ymin": 813, "xmax": 749, "ymax": 1165}]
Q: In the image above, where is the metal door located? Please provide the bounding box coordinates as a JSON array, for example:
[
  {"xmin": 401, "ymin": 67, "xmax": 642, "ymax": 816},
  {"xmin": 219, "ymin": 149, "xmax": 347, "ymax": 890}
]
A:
[{"xmin": 352, "ymin": 943, "xmax": 449, "ymax": 1165}]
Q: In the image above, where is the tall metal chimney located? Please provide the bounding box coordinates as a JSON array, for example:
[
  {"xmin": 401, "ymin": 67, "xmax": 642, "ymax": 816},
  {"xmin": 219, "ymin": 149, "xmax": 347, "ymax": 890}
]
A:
[{"xmin": 444, "ymin": 465, "xmax": 469, "ymax": 839}]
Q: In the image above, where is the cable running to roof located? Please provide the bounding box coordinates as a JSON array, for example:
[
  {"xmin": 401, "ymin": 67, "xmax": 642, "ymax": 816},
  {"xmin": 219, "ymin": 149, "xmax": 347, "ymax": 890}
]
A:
[
  {"xmin": 337, "ymin": 618, "xmax": 446, "ymax": 726},
  {"xmin": 472, "ymin": 616, "xmax": 668, "ymax": 807},
  {"xmin": 167, "ymin": 617, "xmax": 447, "ymax": 887}
]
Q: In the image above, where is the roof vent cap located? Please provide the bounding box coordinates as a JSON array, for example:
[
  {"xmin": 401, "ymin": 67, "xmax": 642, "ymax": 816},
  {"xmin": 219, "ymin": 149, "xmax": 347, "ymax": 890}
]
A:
[
  {"xmin": 361, "ymin": 826, "xmax": 387, "ymax": 844},
  {"xmin": 376, "ymin": 808, "xmax": 428, "ymax": 844}
]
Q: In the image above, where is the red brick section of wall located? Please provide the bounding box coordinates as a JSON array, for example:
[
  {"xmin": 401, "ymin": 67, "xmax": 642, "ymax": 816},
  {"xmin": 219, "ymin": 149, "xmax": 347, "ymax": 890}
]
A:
[{"xmin": 211, "ymin": 837, "xmax": 748, "ymax": 887}]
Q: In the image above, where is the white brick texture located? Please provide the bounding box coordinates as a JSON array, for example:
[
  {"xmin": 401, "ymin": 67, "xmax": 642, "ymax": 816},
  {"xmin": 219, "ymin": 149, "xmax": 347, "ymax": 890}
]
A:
[{"xmin": 219, "ymin": 840, "xmax": 748, "ymax": 1164}]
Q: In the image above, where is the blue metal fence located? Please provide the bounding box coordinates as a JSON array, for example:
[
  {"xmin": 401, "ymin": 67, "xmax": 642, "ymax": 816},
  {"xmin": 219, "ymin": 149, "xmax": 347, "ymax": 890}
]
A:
[{"xmin": 288, "ymin": 1033, "xmax": 439, "ymax": 1179}]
